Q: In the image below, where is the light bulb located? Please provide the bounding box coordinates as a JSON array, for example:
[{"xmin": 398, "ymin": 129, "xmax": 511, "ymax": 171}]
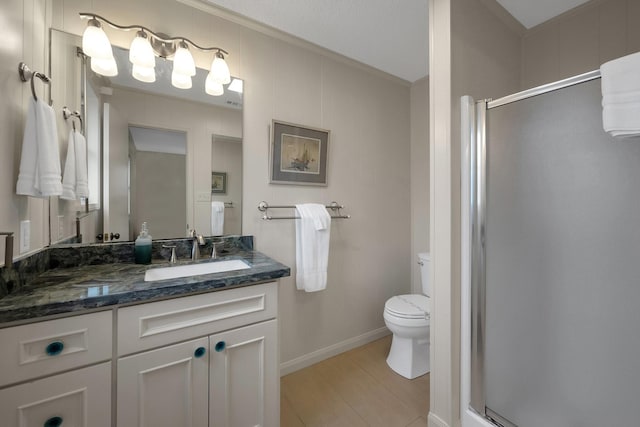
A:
[
  {"xmin": 209, "ymin": 52, "xmax": 230, "ymax": 85},
  {"xmin": 129, "ymin": 31, "xmax": 155, "ymax": 68},
  {"xmin": 205, "ymin": 73, "xmax": 224, "ymax": 96},
  {"xmin": 82, "ymin": 18, "xmax": 114, "ymax": 61},
  {"xmin": 132, "ymin": 64, "xmax": 156, "ymax": 83},
  {"xmin": 173, "ymin": 41, "xmax": 196, "ymax": 77},
  {"xmin": 227, "ymin": 78, "xmax": 243, "ymax": 93},
  {"xmin": 90, "ymin": 57, "xmax": 118, "ymax": 77},
  {"xmin": 171, "ymin": 70, "xmax": 192, "ymax": 89}
]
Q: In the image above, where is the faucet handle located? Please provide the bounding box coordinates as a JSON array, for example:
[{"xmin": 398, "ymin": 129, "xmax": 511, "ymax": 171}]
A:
[
  {"xmin": 162, "ymin": 245, "xmax": 177, "ymax": 263},
  {"xmin": 211, "ymin": 242, "xmax": 220, "ymax": 259}
]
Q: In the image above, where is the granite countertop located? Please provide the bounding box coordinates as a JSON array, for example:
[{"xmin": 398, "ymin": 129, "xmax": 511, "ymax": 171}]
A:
[{"xmin": 0, "ymin": 237, "xmax": 290, "ymax": 325}]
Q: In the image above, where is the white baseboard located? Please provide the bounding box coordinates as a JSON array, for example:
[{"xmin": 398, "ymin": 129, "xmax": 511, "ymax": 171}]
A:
[
  {"xmin": 428, "ymin": 412, "xmax": 450, "ymax": 427},
  {"xmin": 279, "ymin": 327, "xmax": 391, "ymax": 376}
]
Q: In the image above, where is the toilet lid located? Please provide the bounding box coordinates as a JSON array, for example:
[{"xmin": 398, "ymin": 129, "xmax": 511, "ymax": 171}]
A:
[{"xmin": 385, "ymin": 294, "xmax": 430, "ymax": 319}]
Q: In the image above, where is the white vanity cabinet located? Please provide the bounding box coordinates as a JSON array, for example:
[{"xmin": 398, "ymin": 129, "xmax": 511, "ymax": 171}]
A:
[
  {"xmin": 116, "ymin": 281, "xmax": 279, "ymax": 427},
  {"xmin": 0, "ymin": 311, "xmax": 113, "ymax": 427}
]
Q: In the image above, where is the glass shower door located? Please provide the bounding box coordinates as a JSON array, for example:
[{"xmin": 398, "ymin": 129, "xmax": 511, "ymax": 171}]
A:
[{"xmin": 479, "ymin": 78, "xmax": 640, "ymax": 427}]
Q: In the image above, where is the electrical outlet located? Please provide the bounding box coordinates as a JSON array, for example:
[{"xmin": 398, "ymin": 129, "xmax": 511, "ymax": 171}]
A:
[
  {"xmin": 58, "ymin": 215, "xmax": 64, "ymax": 239},
  {"xmin": 20, "ymin": 220, "xmax": 30, "ymax": 254}
]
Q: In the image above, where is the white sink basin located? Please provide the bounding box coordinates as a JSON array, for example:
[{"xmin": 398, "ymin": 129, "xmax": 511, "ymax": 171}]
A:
[{"xmin": 144, "ymin": 259, "xmax": 251, "ymax": 282}]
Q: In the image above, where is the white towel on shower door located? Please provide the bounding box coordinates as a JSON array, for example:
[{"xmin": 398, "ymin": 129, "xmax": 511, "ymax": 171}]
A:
[
  {"xmin": 601, "ymin": 51, "xmax": 640, "ymax": 138},
  {"xmin": 295, "ymin": 203, "xmax": 331, "ymax": 292},
  {"xmin": 16, "ymin": 98, "xmax": 63, "ymax": 197}
]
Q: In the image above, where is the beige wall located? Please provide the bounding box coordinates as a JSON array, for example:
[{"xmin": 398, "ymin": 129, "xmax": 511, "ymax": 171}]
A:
[
  {"xmin": 410, "ymin": 77, "xmax": 430, "ymax": 294},
  {"xmin": 430, "ymin": 0, "xmax": 523, "ymax": 425},
  {"xmin": 522, "ymin": 0, "xmax": 640, "ymax": 89},
  {"xmin": 0, "ymin": 0, "xmax": 51, "ymax": 262},
  {"xmin": 30, "ymin": 0, "xmax": 413, "ymax": 369}
]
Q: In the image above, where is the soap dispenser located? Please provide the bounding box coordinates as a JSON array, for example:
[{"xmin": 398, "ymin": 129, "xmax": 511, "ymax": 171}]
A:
[{"xmin": 134, "ymin": 222, "xmax": 152, "ymax": 264}]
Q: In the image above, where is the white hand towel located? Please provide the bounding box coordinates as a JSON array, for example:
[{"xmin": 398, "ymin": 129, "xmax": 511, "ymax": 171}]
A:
[
  {"xmin": 74, "ymin": 131, "xmax": 89, "ymax": 198},
  {"xmin": 61, "ymin": 130, "xmax": 77, "ymax": 200},
  {"xmin": 61, "ymin": 130, "xmax": 89, "ymax": 200},
  {"xmin": 16, "ymin": 99, "xmax": 62, "ymax": 197},
  {"xmin": 295, "ymin": 203, "xmax": 331, "ymax": 292},
  {"xmin": 211, "ymin": 201, "xmax": 225, "ymax": 235},
  {"xmin": 601, "ymin": 51, "xmax": 640, "ymax": 138}
]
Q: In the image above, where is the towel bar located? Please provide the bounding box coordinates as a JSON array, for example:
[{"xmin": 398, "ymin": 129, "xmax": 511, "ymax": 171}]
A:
[{"xmin": 257, "ymin": 201, "xmax": 351, "ymax": 220}]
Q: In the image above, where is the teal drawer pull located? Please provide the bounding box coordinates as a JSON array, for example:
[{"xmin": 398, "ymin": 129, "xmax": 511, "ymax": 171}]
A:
[
  {"xmin": 44, "ymin": 416, "xmax": 63, "ymax": 427},
  {"xmin": 194, "ymin": 347, "xmax": 206, "ymax": 358},
  {"xmin": 45, "ymin": 341, "xmax": 64, "ymax": 356},
  {"xmin": 214, "ymin": 341, "xmax": 226, "ymax": 352}
]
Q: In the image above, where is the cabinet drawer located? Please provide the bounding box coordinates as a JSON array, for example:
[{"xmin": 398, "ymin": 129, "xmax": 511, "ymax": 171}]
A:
[
  {"xmin": 0, "ymin": 362, "xmax": 111, "ymax": 427},
  {"xmin": 118, "ymin": 281, "xmax": 277, "ymax": 356},
  {"xmin": 0, "ymin": 310, "xmax": 112, "ymax": 387}
]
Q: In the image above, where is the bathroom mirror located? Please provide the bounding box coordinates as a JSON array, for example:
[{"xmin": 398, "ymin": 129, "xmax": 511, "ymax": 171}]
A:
[{"xmin": 48, "ymin": 29, "xmax": 243, "ymax": 244}]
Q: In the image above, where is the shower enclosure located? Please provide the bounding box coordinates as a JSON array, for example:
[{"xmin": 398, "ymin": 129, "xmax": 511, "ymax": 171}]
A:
[{"xmin": 461, "ymin": 72, "xmax": 640, "ymax": 427}]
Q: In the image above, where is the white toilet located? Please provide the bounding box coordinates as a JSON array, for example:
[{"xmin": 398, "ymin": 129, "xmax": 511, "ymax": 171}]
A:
[{"xmin": 383, "ymin": 252, "xmax": 431, "ymax": 379}]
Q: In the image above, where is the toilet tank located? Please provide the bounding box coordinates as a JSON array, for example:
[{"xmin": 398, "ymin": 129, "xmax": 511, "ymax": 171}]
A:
[{"xmin": 418, "ymin": 252, "xmax": 431, "ymax": 296}]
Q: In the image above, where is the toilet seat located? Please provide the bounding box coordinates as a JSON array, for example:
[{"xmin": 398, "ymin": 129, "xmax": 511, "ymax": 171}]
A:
[{"xmin": 384, "ymin": 294, "xmax": 430, "ymax": 319}]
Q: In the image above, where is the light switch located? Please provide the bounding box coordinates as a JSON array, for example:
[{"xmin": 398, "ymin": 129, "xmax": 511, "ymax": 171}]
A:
[{"xmin": 196, "ymin": 191, "xmax": 211, "ymax": 202}]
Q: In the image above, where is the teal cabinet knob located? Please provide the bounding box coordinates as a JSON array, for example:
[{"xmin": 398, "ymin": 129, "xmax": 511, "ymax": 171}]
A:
[
  {"xmin": 44, "ymin": 416, "xmax": 63, "ymax": 427},
  {"xmin": 194, "ymin": 347, "xmax": 206, "ymax": 358},
  {"xmin": 214, "ymin": 341, "xmax": 226, "ymax": 352},
  {"xmin": 45, "ymin": 341, "xmax": 64, "ymax": 356}
]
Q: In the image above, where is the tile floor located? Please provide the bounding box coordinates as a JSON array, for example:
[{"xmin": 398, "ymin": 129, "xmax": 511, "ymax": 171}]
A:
[{"xmin": 281, "ymin": 335, "xmax": 430, "ymax": 427}]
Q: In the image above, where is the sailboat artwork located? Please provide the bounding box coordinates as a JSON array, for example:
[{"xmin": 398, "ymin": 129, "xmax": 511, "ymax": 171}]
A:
[
  {"xmin": 270, "ymin": 120, "xmax": 328, "ymax": 186},
  {"xmin": 281, "ymin": 134, "xmax": 321, "ymax": 174}
]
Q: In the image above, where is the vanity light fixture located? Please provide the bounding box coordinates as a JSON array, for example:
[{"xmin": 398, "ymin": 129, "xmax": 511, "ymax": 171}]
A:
[{"xmin": 79, "ymin": 13, "xmax": 231, "ymax": 96}]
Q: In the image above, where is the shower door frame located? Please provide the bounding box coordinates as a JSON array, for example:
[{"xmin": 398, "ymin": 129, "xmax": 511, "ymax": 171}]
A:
[{"xmin": 460, "ymin": 69, "xmax": 602, "ymax": 427}]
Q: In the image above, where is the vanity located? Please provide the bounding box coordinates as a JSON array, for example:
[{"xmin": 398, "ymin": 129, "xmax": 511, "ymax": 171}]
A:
[{"xmin": 0, "ymin": 236, "xmax": 289, "ymax": 427}]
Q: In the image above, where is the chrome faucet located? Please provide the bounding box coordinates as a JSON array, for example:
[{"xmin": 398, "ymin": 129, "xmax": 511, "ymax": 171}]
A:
[{"xmin": 189, "ymin": 230, "xmax": 205, "ymax": 260}]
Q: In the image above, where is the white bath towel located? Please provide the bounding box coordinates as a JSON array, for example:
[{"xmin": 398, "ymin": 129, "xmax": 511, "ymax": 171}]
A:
[
  {"xmin": 295, "ymin": 203, "xmax": 331, "ymax": 292},
  {"xmin": 211, "ymin": 201, "xmax": 225, "ymax": 235},
  {"xmin": 16, "ymin": 99, "xmax": 63, "ymax": 197},
  {"xmin": 601, "ymin": 51, "xmax": 640, "ymax": 138},
  {"xmin": 61, "ymin": 130, "xmax": 89, "ymax": 200}
]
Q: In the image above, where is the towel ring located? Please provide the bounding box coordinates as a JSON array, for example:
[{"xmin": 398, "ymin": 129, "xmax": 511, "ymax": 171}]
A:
[
  {"xmin": 63, "ymin": 106, "xmax": 83, "ymax": 133},
  {"xmin": 18, "ymin": 62, "xmax": 51, "ymax": 103}
]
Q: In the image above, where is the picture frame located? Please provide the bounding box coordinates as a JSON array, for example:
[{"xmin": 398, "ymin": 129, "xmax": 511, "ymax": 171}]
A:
[
  {"xmin": 211, "ymin": 172, "xmax": 227, "ymax": 194},
  {"xmin": 270, "ymin": 120, "xmax": 329, "ymax": 186}
]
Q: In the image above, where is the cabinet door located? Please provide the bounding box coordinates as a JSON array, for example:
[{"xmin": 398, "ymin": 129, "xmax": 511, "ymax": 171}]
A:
[
  {"xmin": 0, "ymin": 362, "xmax": 111, "ymax": 427},
  {"xmin": 118, "ymin": 337, "xmax": 209, "ymax": 427},
  {"xmin": 209, "ymin": 319, "xmax": 278, "ymax": 427}
]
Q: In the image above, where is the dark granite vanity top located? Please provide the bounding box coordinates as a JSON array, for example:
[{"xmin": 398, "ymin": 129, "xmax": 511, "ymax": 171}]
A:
[{"xmin": 0, "ymin": 236, "xmax": 290, "ymax": 325}]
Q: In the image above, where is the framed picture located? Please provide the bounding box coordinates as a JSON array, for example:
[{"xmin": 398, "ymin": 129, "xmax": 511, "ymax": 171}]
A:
[
  {"xmin": 211, "ymin": 172, "xmax": 227, "ymax": 194},
  {"xmin": 270, "ymin": 120, "xmax": 329, "ymax": 186}
]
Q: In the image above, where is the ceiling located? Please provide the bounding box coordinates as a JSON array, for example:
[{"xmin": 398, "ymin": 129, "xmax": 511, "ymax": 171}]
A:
[{"xmin": 203, "ymin": 0, "xmax": 592, "ymax": 83}]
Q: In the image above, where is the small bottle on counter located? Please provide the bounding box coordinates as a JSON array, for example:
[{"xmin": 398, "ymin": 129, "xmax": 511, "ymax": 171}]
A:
[{"xmin": 134, "ymin": 222, "xmax": 152, "ymax": 264}]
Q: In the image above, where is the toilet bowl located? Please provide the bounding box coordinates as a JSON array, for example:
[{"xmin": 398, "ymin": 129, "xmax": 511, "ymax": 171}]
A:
[{"xmin": 383, "ymin": 253, "xmax": 431, "ymax": 379}]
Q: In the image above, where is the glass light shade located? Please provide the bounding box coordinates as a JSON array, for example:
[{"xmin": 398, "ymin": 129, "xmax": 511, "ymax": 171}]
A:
[
  {"xmin": 227, "ymin": 78, "xmax": 243, "ymax": 93},
  {"xmin": 205, "ymin": 73, "xmax": 224, "ymax": 96},
  {"xmin": 129, "ymin": 32, "xmax": 155, "ymax": 68},
  {"xmin": 82, "ymin": 19, "xmax": 114, "ymax": 60},
  {"xmin": 90, "ymin": 57, "xmax": 118, "ymax": 77},
  {"xmin": 132, "ymin": 64, "xmax": 156, "ymax": 83},
  {"xmin": 171, "ymin": 70, "xmax": 192, "ymax": 89},
  {"xmin": 173, "ymin": 44, "xmax": 196, "ymax": 77},
  {"xmin": 209, "ymin": 54, "xmax": 231, "ymax": 85}
]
